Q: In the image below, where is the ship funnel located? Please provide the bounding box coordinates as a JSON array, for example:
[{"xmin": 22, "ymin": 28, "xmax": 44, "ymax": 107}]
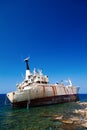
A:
[
  {"xmin": 24, "ymin": 57, "xmax": 31, "ymax": 80},
  {"xmin": 24, "ymin": 57, "xmax": 30, "ymax": 70}
]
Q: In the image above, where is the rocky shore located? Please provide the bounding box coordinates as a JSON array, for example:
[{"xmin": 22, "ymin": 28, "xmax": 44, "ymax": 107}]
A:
[{"xmin": 41, "ymin": 102, "xmax": 87, "ymax": 129}]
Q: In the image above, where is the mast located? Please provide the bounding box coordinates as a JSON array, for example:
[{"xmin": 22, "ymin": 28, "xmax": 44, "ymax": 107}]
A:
[{"xmin": 24, "ymin": 57, "xmax": 31, "ymax": 80}]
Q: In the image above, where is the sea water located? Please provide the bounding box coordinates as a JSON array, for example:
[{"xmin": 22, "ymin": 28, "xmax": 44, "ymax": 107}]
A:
[{"xmin": 0, "ymin": 94, "xmax": 87, "ymax": 130}]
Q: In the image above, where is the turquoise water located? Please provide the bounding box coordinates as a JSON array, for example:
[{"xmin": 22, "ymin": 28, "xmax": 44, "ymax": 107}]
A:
[{"xmin": 0, "ymin": 94, "xmax": 87, "ymax": 130}]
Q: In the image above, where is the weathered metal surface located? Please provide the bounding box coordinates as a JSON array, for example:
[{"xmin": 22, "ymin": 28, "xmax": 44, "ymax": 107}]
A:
[{"xmin": 11, "ymin": 94, "xmax": 79, "ymax": 108}]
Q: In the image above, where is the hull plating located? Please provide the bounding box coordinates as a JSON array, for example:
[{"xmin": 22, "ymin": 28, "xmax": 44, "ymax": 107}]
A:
[{"xmin": 12, "ymin": 94, "xmax": 79, "ymax": 108}]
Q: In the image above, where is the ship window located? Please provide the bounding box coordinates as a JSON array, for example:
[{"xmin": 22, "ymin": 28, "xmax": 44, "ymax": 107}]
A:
[
  {"xmin": 28, "ymin": 76, "xmax": 30, "ymax": 79},
  {"xmin": 25, "ymin": 80, "xmax": 28, "ymax": 83},
  {"xmin": 31, "ymin": 79, "xmax": 33, "ymax": 81}
]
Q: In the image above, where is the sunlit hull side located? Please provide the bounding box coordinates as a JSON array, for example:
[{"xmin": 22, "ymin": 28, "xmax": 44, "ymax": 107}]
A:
[{"xmin": 7, "ymin": 90, "xmax": 79, "ymax": 108}]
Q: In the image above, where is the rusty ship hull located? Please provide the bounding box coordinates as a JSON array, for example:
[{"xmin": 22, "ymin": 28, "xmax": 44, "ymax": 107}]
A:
[
  {"xmin": 7, "ymin": 83, "xmax": 79, "ymax": 108},
  {"xmin": 11, "ymin": 94, "xmax": 79, "ymax": 108}
]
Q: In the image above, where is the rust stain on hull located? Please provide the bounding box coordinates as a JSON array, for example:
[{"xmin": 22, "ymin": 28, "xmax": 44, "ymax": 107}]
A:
[
  {"xmin": 43, "ymin": 86, "xmax": 46, "ymax": 97},
  {"xmin": 51, "ymin": 86, "xmax": 57, "ymax": 96}
]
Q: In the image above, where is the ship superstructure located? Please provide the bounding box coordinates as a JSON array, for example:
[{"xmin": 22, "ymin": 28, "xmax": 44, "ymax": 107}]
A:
[{"xmin": 7, "ymin": 58, "xmax": 79, "ymax": 108}]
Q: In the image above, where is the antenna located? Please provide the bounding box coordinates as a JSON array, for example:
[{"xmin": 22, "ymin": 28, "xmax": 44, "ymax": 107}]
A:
[{"xmin": 68, "ymin": 78, "xmax": 72, "ymax": 86}]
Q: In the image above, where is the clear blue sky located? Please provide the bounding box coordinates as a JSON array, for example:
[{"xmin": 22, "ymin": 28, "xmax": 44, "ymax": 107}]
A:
[{"xmin": 0, "ymin": 0, "xmax": 87, "ymax": 93}]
